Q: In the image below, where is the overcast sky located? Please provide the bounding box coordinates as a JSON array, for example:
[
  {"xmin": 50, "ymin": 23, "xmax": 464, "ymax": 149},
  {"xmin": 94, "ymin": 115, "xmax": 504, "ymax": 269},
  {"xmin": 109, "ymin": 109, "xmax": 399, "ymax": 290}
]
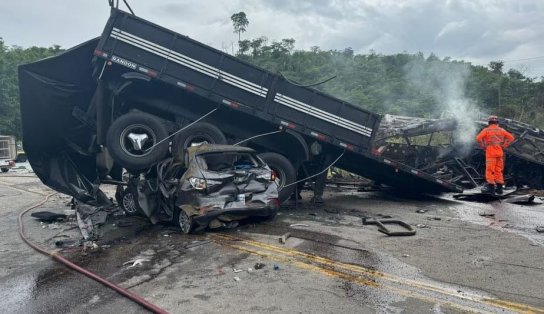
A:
[{"xmin": 1, "ymin": 0, "xmax": 543, "ymax": 78}]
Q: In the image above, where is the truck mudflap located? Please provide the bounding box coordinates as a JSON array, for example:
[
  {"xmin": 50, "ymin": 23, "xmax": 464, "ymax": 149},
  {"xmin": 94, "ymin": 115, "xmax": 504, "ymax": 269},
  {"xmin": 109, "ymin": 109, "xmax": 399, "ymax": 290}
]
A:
[{"xmin": 18, "ymin": 38, "xmax": 108, "ymax": 205}]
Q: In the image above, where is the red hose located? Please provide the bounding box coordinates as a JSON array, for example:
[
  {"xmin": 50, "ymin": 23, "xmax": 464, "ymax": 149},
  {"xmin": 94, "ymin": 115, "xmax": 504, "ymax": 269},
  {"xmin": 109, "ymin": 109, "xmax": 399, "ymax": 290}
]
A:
[{"xmin": 18, "ymin": 192, "xmax": 169, "ymax": 314}]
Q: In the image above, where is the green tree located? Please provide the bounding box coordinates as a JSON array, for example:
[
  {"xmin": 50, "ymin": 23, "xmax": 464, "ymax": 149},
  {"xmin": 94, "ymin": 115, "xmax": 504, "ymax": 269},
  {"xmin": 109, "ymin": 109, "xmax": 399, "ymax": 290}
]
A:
[
  {"xmin": 0, "ymin": 39, "xmax": 62, "ymax": 138},
  {"xmin": 489, "ymin": 61, "xmax": 504, "ymax": 74},
  {"xmin": 230, "ymin": 12, "xmax": 249, "ymax": 42}
]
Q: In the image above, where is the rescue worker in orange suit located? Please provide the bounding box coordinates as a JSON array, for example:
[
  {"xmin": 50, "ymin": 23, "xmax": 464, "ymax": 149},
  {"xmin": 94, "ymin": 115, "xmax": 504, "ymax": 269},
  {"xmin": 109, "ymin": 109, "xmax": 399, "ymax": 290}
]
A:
[{"xmin": 475, "ymin": 115, "xmax": 514, "ymax": 194}]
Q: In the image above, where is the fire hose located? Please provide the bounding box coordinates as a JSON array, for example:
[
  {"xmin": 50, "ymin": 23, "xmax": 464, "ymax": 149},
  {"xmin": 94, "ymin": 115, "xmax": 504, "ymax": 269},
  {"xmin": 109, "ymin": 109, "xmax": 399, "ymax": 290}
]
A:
[{"xmin": 18, "ymin": 192, "xmax": 169, "ymax": 314}]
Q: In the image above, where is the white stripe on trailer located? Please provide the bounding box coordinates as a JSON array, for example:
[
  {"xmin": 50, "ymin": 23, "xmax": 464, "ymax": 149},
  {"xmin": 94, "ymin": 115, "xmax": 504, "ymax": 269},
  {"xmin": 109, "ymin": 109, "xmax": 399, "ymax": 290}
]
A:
[
  {"xmin": 111, "ymin": 31, "xmax": 264, "ymax": 96},
  {"xmin": 277, "ymin": 93, "xmax": 373, "ymax": 135},
  {"xmin": 274, "ymin": 94, "xmax": 372, "ymax": 136},
  {"xmin": 274, "ymin": 94, "xmax": 372, "ymax": 137},
  {"xmin": 110, "ymin": 29, "xmax": 268, "ymax": 97},
  {"xmin": 112, "ymin": 29, "xmax": 268, "ymax": 94}
]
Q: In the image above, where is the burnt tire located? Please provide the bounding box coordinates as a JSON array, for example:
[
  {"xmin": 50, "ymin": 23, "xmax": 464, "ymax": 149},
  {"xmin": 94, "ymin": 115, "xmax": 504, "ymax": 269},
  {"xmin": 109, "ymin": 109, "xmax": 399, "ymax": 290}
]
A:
[
  {"xmin": 258, "ymin": 152, "xmax": 296, "ymax": 203},
  {"xmin": 106, "ymin": 112, "xmax": 169, "ymax": 170},
  {"xmin": 171, "ymin": 122, "xmax": 227, "ymax": 164}
]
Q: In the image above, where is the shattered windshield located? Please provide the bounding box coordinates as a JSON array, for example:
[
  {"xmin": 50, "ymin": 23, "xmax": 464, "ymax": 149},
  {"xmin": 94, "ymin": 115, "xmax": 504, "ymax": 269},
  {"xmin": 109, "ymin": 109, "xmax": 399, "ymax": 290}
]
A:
[{"xmin": 196, "ymin": 152, "xmax": 263, "ymax": 171}]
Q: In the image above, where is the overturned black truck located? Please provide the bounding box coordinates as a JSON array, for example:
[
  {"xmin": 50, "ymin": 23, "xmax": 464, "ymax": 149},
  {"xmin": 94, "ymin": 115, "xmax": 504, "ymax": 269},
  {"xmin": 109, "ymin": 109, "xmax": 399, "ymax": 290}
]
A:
[{"xmin": 18, "ymin": 8, "xmax": 467, "ymax": 218}]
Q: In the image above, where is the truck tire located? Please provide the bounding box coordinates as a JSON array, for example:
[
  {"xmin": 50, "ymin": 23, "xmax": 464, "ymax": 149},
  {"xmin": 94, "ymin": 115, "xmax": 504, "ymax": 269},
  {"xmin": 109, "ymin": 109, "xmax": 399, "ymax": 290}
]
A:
[
  {"xmin": 258, "ymin": 152, "xmax": 296, "ymax": 203},
  {"xmin": 106, "ymin": 112, "xmax": 169, "ymax": 170},
  {"xmin": 171, "ymin": 122, "xmax": 227, "ymax": 163}
]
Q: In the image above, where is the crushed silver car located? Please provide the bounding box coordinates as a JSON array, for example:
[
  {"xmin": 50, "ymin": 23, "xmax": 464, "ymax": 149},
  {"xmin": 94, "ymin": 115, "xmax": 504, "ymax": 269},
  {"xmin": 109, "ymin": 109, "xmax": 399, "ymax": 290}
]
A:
[{"xmin": 117, "ymin": 145, "xmax": 280, "ymax": 233}]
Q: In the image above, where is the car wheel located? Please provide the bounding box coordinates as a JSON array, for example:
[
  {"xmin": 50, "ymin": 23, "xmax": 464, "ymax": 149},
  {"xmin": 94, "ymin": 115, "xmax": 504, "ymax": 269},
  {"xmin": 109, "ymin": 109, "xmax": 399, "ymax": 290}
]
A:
[
  {"xmin": 171, "ymin": 122, "xmax": 227, "ymax": 164},
  {"xmin": 174, "ymin": 208, "xmax": 194, "ymax": 234},
  {"xmin": 106, "ymin": 112, "xmax": 169, "ymax": 170},
  {"xmin": 117, "ymin": 186, "xmax": 142, "ymax": 216},
  {"xmin": 1, "ymin": 168, "xmax": 8, "ymax": 173},
  {"xmin": 258, "ymin": 152, "xmax": 296, "ymax": 203}
]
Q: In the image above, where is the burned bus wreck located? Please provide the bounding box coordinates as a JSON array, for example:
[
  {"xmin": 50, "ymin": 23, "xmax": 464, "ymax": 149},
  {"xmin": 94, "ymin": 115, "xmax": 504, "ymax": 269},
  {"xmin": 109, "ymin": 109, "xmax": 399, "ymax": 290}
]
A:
[{"xmin": 374, "ymin": 114, "xmax": 544, "ymax": 189}]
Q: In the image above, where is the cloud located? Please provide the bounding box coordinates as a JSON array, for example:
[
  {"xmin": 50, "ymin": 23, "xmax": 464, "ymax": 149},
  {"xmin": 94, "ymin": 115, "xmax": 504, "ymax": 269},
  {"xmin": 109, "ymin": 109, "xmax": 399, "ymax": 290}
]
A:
[{"xmin": 1, "ymin": 0, "xmax": 543, "ymax": 77}]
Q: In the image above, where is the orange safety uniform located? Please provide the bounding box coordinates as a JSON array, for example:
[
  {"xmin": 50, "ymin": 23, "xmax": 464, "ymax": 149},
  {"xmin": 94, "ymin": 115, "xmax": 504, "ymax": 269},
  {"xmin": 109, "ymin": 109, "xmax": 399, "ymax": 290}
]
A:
[{"xmin": 475, "ymin": 124, "xmax": 514, "ymax": 185}]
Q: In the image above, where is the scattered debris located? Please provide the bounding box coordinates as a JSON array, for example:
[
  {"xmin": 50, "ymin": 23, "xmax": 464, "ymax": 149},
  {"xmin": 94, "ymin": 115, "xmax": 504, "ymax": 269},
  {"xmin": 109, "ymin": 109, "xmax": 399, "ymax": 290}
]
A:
[
  {"xmin": 31, "ymin": 211, "xmax": 66, "ymax": 222},
  {"xmin": 362, "ymin": 217, "xmax": 416, "ymax": 236},
  {"xmin": 254, "ymin": 263, "xmax": 265, "ymax": 270},
  {"xmin": 426, "ymin": 217, "xmax": 442, "ymax": 221},
  {"xmin": 502, "ymin": 224, "xmax": 515, "ymax": 229},
  {"xmin": 233, "ymin": 268, "xmax": 243, "ymax": 273},
  {"xmin": 273, "ymin": 264, "xmax": 280, "ymax": 270},
  {"xmin": 478, "ymin": 211, "xmax": 495, "ymax": 217},
  {"xmin": 416, "ymin": 209, "xmax": 428, "ymax": 214},
  {"xmin": 505, "ymin": 195, "xmax": 541, "ymax": 205},
  {"xmin": 279, "ymin": 232, "xmax": 291, "ymax": 244},
  {"xmin": 536, "ymin": 226, "xmax": 544, "ymax": 233},
  {"xmin": 415, "ymin": 224, "xmax": 429, "ymax": 228},
  {"xmin": 324, "ymin": 208, "xmax": 339, "ymax": 214},
  {"xmin": 290, "ymin": 223, "xmax": 309, "ymax": 227},
  {"xmin": 55, "ymin": 239, "xmax": 79, "ymax": 248},
  {"xmin": 247, "ymin": 268, "xmax": 253, "ymax": 272},
  {"xmin": 402, "ymin": 254, "xmax": 410, "ymax": 258},
  {"xmin": 123, "ymin": 258, "xmax": 151, "ymax": 268},
  {"xmin": 77, "ymin": 211, "xmax": 96, "ymax": 240},
  {"xmin": 234, "ymin": 276, "xmax": 241, "ymax": 282}
]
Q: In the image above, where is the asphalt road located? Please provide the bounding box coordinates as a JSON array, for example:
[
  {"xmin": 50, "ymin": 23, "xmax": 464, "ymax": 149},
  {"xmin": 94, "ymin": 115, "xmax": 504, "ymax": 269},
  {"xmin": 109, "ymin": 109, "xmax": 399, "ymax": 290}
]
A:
[{"xmin": 0, "ymin": 174, "xmax": 543, "ymax": 313}]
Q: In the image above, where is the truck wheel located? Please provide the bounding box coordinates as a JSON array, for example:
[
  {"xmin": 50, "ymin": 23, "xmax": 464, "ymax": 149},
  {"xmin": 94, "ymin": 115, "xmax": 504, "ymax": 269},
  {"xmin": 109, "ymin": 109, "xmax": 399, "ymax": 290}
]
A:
[
  {"xmin": 107, "ymin": 112, "xmax": 169, "ymax": 170},
  {"xmin": 258, "ymin": 152, "xmax": 296, "ymax": 203},
  {"xmin": 172, "ymin": 122, "xmax": 227, "ymax": 163}
]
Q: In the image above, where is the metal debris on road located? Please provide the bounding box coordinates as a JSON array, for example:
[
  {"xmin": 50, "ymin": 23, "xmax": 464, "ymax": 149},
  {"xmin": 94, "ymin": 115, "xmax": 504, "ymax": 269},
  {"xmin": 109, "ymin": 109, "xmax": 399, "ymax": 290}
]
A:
[
  {"xmin": 233, "ymin": 268, "xmax": 243, "ymax": 273},
  {"xmin": 123, "ymin": 258, "xmax": 151, "ymax": 268},
  {"xmin": 234, "ymin": 276, "xmax": 241, "ymax": 282},
  {"xmin": 416, "ymin": 209, "xmax": 428, "ymax": 213},
  {"xmin": 290, "ymin": 223, "xmax": 309, "ymax": 227},
  {"xmin": 324, "ymin": 208, "xmax": 339, "ymax": 214},
  {"xmin": 279, "ymin": 232, "xmax": 291, "ymax": 244},
  {"xmin": 362, "ymin": 217, "xmax": 417, "ymax": 236},
  {"xmin": 30, "ymin": 211, "xmax": 66, "ymax": 222},
  {"xmin": 254, "ymin": 263, "xmax": 265, "ymax": 270},
  {"xmin": 478, "ymin": 211, "xmax": 495, "ymax": 217},
  {"xmin": 426, "ymin": 217, "xmax": 442, "ymax": 221},
  {"xmin": 415, "ymin": 224, "xmax": 429, "ymax": 228}
]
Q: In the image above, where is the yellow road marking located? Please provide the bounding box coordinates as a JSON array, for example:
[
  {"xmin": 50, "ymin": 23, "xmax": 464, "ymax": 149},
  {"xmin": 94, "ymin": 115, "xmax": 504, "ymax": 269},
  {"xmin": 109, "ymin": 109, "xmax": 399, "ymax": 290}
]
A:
[{"xmin": 211, "ymin": 233, "xmax": 544, "ymax": 314}]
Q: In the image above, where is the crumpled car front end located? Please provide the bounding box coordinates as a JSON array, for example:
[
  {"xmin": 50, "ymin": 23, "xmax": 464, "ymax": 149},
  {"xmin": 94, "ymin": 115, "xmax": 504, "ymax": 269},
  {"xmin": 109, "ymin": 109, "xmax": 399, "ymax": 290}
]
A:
[{"xmin": 175, "ymin": 145, "xmax": 279, "ymax": 232}]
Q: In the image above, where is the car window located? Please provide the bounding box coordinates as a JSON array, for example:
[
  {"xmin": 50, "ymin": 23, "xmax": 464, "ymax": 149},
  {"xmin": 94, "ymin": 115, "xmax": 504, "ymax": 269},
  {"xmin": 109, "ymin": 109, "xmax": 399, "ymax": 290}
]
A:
[{"xmin": 196, "ymin": 152, "xmax": 262, "ymax": 171}]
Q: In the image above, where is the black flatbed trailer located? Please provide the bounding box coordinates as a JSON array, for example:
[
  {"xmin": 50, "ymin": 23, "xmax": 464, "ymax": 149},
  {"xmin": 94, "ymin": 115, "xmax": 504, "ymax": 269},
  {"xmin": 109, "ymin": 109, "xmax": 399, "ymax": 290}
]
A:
[{"xmin": 19, "ymin": 8, "xmax": 463, "ymax": 203}]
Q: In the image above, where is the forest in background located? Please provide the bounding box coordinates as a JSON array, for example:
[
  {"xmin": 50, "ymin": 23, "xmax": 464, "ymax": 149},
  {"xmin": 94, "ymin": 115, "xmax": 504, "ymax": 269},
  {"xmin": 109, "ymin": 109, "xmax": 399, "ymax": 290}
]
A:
[{"xmin": 2, "ymin": 13, "xmax": 544, "ymax": 139}]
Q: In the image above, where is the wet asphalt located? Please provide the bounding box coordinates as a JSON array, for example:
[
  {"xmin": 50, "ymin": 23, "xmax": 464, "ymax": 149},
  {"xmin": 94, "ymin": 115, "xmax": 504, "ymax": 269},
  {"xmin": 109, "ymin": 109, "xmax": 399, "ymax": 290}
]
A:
[{"xmin": 0, "ymin": 174, "xmax": 543, "ymax": 313}]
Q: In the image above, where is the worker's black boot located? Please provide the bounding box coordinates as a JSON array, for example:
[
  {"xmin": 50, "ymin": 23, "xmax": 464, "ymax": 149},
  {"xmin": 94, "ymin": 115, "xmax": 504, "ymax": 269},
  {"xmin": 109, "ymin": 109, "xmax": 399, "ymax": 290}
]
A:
[
  {"xmin": 495, "ymin": 184, "xmax": 504, "ymax": 195},
  {"xmin": 481, "ymin": 183, "xmax": 496, "ymax": 195}
]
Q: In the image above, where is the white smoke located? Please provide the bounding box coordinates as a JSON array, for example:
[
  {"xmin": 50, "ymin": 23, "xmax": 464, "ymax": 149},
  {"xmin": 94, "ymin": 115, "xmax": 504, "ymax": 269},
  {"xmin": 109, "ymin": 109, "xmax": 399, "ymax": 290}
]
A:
[{"xmin": 403, "ymin": 58, "xmax": 479, "ymax": 147}]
